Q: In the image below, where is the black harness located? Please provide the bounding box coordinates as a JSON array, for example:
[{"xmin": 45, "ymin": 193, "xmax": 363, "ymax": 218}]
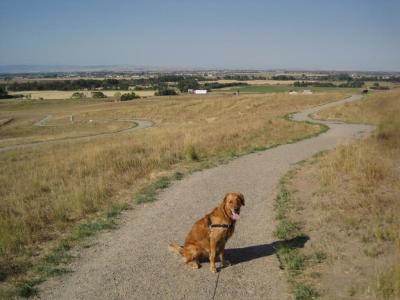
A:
[{"xmin": 207, "ymin": 216, "xmax": 233, "ymax": 229}]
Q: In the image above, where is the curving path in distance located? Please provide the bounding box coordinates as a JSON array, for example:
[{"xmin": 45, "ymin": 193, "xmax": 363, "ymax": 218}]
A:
[
  {"xmin": 0, "ymin": 119, "xmax": 154, "ymax": 153},
  {"xmin": 35, "ymin": 94, "xmax": 374, "ymax": 300}
]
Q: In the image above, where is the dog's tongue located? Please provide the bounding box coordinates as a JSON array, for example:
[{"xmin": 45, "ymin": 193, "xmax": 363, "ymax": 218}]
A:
[{"xmin": 231, "ymin": 212, "xmax": 240, "ymax": 220}]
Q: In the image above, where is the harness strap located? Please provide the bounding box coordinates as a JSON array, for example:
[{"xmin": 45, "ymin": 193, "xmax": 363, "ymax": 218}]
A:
[{"xmin": 207, "ymin": 216, "xmax": 232, "ymax": 229}]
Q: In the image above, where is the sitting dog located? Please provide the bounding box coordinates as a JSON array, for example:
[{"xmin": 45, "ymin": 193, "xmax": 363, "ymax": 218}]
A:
[{"xmin": 168, "ymin": 192, "xmax": 245, "ymax": 273}]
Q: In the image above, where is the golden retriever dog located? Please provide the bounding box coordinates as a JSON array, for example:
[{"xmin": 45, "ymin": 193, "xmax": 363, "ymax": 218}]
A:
[{"xmin": 168, "ymin": 192, "xmax": 245, "ymax": 273}]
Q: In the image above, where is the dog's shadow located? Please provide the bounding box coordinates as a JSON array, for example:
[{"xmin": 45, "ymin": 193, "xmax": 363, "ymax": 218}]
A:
[{"xmin": 224, "ymin": 235, "xmax": 309, "ymax": 266}]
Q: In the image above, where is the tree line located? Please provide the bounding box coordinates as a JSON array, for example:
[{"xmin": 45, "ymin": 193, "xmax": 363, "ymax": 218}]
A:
[
  {"xmin": 293, "ymin": 80, "xmax": 365, "ymax": 88},
  {"xmin": 219, "ymin": 75, "xmax": 267, "ymax": 81},
  {"xmin": 0, "ymin": 75, "xmax": 210, "ymax": 92},
  {"xmin": 0, "ymin": 86, "xmax": 22, "ymax": 99}
]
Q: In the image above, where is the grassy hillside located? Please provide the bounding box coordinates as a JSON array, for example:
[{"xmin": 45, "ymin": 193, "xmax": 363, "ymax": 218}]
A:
[
  {"xmin": 0, "ymin": 92, "xmax": 345, "ymax": 291},
  {"xmin": 283, "ymin": 89, "xmax": 400, "ymax": 299}
]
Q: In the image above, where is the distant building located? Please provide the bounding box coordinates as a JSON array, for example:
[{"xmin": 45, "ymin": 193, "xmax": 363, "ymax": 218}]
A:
[
  {"xmin": 194, "ymin": 89, "xmax": 208, "ymax": 95},
  {"xmin": 303, "ymin": 90, "xmax": 313, "ymax": 94}
]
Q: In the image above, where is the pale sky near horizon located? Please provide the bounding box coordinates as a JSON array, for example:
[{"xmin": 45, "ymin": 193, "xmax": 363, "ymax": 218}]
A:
[{"xmin": 0, "ymin": 0, "xmax": 399, "ymax": 71}]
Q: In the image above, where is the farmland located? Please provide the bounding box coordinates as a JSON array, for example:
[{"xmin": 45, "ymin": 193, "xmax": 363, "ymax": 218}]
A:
[{"xmin": 223, "ymin": 84, "xmax": 361, "ymax": 94}]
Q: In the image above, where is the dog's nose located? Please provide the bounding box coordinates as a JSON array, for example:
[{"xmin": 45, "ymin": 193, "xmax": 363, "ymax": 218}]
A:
[{"xmin": 234, "ymin": 207, "xmax": 240, "ymax": 213}]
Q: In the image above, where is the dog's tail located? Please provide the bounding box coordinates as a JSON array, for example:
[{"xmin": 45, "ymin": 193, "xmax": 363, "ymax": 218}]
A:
[{"xmin": 168, "ymin": 243, "xmax": 184, "ymax": 256}]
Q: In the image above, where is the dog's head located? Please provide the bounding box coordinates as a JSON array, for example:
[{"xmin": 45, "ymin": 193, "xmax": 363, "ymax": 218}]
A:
[{"xmin": 222, "ymin": 192, "xmax": 245, "ymax": 221}]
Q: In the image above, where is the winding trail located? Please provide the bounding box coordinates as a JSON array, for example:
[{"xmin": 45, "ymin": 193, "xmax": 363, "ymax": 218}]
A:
[
  {"xmin": 0, "ymin": 119, "xmax": 154, "ymax": 153},
  {"xmin": 35, "ymin": 94, "xmax": 374, "ymax": 300}
]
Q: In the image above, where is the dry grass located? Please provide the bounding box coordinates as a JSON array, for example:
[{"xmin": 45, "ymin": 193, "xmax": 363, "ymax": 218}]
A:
[
  {"xmin": 315, "ymin": 90, "xmax": 400, "ymax": 124},
  {"xmin": 0, "ymin": 92, "xmax": 345, "ymax": 285},
  {"xmin": 290, "ymin": 89, "xmax": 400, "ymax": 298},
  {"xmin": 0, "ymin": 99, "xmax": 136, "ymax": 147}
]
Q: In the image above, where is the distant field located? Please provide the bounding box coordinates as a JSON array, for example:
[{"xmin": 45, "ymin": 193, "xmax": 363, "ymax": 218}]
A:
[
  {"xmin": 201, "ymin": 79, "xmax": 297, "ymax": 85},
  {"xmin": 222, "ymin": 84, "xmax": 360, "ymax": 94},
  {"xmin": 9, "ymin": 90, "xmax": 155, "ymax": 99},
  {"xmin": 0, "ymin": 99, "xmax": 139, "ymax": 147},
  {"xmin": 0, "ymin": 91, "xmax": 348, "ymax": 287}
]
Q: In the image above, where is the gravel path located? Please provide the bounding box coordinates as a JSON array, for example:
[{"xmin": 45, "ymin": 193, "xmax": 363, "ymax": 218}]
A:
[
  {"xmin": 35, "ymin": 94, "xmax": 374, "ymax": 300},
  {"xmin": 0, "ymin": 119, "xmax": 154, "ymax": 153}
]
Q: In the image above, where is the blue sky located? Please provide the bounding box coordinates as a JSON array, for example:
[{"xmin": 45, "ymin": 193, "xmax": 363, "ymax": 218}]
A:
[{"xmin": 0, "ymin": 0, "xmax": 399, "ymax": 71}]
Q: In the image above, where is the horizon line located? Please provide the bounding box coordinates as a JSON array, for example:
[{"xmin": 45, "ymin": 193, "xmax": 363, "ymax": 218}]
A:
[{"xmin": 0, "ymin": 64, "xmax": 399, "ymax": 74}]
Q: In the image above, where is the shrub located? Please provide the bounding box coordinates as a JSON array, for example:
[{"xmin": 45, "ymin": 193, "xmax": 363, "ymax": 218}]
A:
[
  {"xmin": 91, "ymin": 91, "xmax": 106, "ymax": 98},
  {"xmin": 185, "ymin": 144, "xmax": 199, "ymax": 161},
  {"xmin": 113, "ymin": 92, "xmax": 121, "ymax": 101},
  {"xmin": 71, "ymin": 92, "xmax": 85, "ymax": 99},
  {"xmin": 120, "ymin": 92, "xmax": 139, "ymax": 101}
]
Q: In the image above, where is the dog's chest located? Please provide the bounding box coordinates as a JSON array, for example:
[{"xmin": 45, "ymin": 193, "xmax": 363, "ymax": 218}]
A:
[{"xmin": 215, "ymin": 226, "xmax": 234, "ymax": 242}]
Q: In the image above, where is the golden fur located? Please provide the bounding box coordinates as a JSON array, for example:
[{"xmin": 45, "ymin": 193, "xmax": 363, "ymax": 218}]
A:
[{"xmin": 168, "ymin": 192, "xmax": 245, "ymax": 273}]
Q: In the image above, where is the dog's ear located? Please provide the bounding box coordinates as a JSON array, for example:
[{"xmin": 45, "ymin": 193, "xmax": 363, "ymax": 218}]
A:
[
  {"xmin": 238, "ymin": 193, "xmax": 245, "ymax": 206},
  {"xmin": 222, "ymin": 193, "xmax": 230, "ymax": 205}
]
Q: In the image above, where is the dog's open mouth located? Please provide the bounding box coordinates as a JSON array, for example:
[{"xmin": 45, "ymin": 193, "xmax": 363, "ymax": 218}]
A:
[{"xmin": 231, "ymin": 209, "xmax": 240, "ymax": 220}]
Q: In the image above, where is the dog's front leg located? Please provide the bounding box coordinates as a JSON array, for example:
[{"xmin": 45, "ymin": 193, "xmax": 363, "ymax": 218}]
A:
[
  {"xmin": 209, "ymin": 237, "xmax": 217, "ymax": 273},
  {"xmin": 219, "ymin": 248, "xmax": 226, "ymax": 267},
  {"xmin": 219, "ymin": 244, "xmax": 231, "ymax": 267}
]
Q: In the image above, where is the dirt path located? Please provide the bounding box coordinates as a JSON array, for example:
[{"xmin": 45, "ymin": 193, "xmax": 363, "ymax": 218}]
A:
[
  {"xmin": 35, "ymin": 94, "xmax": 374, "ymax": 300},
  {"xmin": 0, "ymin": 119, "xmax": 154, "ymax": 153},
  {"xmin": 33, "ymin": 114, "xmax": 53, "ymax": 126}
]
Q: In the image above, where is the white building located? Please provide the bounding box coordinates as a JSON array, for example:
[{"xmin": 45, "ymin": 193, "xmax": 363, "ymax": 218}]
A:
[{"xmin": 194, "ymin": 89, "xmax": 208, "ymax": 95}]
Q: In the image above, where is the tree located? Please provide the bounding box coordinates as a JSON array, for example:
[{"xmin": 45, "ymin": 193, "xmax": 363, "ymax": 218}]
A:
[
  {"xmin": 71, "ymin": 92, "xmax": 85, "ymax": 99},
  {"xmin": 91, "ymin": 91, "xmax": 106, "ymax": 98},
  {"xmin": 120, "ymin": 92, "xmax": 140, "ymax": 101},
  {"xmin": 0, "ymin": 86, "xmax": 8, "ymax": 98},
  {"xmin": 155, "ymin": 86, "xmax": 177, "ymax": 96},
  {"xmin": 177, "ymin": 78, "xmax": 199, "ymax": 92}
]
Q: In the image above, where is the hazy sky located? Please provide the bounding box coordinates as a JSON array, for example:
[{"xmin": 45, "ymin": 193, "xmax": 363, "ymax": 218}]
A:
[{"xmin": 0, "ymin": 0, "xmax": 399, "ymax": 71}]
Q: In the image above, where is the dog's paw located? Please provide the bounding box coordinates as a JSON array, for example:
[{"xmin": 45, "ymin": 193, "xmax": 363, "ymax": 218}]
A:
[
  {"xmin": 210, "ymin": 266, "xmax": 217, "ymax": 273},
  {"xmin": 188, "ymin": 261, "xmax": 199, "ymax": 269}
]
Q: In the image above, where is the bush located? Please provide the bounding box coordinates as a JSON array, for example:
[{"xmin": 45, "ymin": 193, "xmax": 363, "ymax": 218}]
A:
[
  {"xmin": 91, "ymin": 91, "xmax": 106, "ymax": 98},
  {"xmin": 71, "ymin": 92, "xmax": 85, "ymax": 99},
  {"xmin": 113, "ymin": 92, "xmax": 121, "ymax": 101},
  {"xmin": 120, "ymin": 92, "xmax": 140, "ymax": 101},
  {"xmin": 185, "ymin": 144, "xmax": 199, "ymax": 161}
]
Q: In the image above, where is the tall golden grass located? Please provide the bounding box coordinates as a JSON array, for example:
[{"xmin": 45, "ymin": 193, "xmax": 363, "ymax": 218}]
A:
[
  {"xmin": 0, "ymin": 92, "xmax": 344, "ymax": 280},
  {"xmin": 317, "ymin": 89, "xmax": 400, "ymax": 298}
]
